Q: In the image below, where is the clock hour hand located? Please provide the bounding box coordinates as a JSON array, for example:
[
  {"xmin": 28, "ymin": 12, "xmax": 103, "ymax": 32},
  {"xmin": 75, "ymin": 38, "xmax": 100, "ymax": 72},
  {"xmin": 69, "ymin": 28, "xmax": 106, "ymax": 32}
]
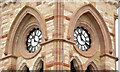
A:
[
  {"xmin": 81, "ymin": 36, "xmax": 83, "ymax": 41},
  {"xmin": 33, "ymin": 35, "xmax": 37, "ymax": 42},
  {"xmin": 34, "ymin": 38, "xmax": 37, "ymax": 42},
  {"xmin": 80, "ymin": 34, "xmax": 84, "ymax": 42}
]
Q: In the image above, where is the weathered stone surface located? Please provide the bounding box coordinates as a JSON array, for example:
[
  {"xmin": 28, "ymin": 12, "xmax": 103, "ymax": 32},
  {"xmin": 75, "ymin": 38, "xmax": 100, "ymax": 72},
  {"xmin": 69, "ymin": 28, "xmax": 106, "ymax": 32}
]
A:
[{"xmin": 0, "ymin": 1, "xmax": 117, "ymax": 70}]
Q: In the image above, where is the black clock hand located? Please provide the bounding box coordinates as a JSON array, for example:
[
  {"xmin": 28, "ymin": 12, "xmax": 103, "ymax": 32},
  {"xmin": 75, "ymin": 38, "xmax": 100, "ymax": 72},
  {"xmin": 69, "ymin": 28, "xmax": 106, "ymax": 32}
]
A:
[
  {"xmin": 34, "ymin": 39, "xmax": 37, "ymax": 42},
  {"xmin": 80, "ymin": 34, "xmax": 84, "ymax": 42},
  {"xmin": 85, "ymin": 42, "xmax": 89, "ymax": 48},
  {"xmin": 81, "ymin": 37, "xmax": 83, "ymax": 41},
  {"xmin": 34, "ymin": 36, "xmax": 38, "ymax": 42}
]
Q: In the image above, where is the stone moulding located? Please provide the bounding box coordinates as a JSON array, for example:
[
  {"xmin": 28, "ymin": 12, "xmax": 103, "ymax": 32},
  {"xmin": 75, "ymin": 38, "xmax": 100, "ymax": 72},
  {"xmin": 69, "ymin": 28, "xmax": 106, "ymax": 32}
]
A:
[
  {"xmin": 18, "ymin": 21, "xmax": 42, "ymax": 58},
  {"xmin": 100, "ymin": 53, "xmax": 118, "ymax": 61},
  {"xmin": 70, "ymin": 56, "xmax": 83, "ymax": 70},
  {"xmin": 18, "ymin": 63, "xmax": 28, "ymax": 70},
  {"xmin": 82, "ymin": 59, "xmax": 99, "ymax": 70},
  {"xmin": 4, "ymin": 5, "xmax": 48, "ymax": 58},
  {"xmin": 73, "ymin": 20, "xmax": 98, "ymax": 57},
  {"xmin": 32, "ymin": 57, "xmax": 44, "ymax": 70},
  {"xmin": 1, "ymin": 3, "xmax": 118, "ymax": 71},
  {"xmin": 67, "ymin": 4, "xmax": 112, "ymax": 57}
]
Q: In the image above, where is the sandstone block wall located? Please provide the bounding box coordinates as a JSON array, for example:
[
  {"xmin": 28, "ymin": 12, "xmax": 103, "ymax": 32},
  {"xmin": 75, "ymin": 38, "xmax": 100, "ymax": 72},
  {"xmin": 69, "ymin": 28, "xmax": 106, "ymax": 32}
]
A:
[{"xmin": 0, "ymin": 1, "xmax": 118, "ymax": 71}]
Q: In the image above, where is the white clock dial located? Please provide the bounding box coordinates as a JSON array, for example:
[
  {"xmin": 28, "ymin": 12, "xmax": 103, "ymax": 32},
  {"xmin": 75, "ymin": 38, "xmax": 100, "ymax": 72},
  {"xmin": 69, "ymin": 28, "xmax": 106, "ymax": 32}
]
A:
[
  {"xmin": 26, "ymin": 29, "xmax": 42, "ymax": 53},
  {"xmin": 73, "ymin": 27, "xmax": 91, "ymax": 51}
]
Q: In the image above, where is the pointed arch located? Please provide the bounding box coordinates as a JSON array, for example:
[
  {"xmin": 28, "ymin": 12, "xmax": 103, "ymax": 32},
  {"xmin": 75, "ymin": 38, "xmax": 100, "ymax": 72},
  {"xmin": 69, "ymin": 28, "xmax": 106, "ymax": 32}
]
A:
[
  {"xmin": 33, "ymin": 57, "xmax": 44, "ymax": 70},
  {"xmin": 4, "ymin": 6, "xmax": 47, "ymax": 58},
  {"xmin": 70, "ymin": 56, "xmax": 83, "ymax": 70},
  {"xmin": 18, "ymin": 63, "xmax": 28, "ymax": 70},
  {"xmin": 67, "ymin": 4, "xmax": 112, "ymax": 56},
  {"xmin": 84, "ymin": 60, "xmax": 99, "ymax": 70}
]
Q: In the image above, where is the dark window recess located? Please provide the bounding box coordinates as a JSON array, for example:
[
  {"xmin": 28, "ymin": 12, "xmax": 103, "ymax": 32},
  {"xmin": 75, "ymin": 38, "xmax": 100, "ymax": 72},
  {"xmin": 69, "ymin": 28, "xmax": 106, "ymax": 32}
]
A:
[
  {"xmin": 71, "ymin": 61, "xmax": 76, "ymax": 72},
  {"xmin": 85, "ymin": 65, "xmax": 93, "ymax": 72},
  {"xmin": 26, "ymin": 67, "xmax": 30, "ymax": 72},
  {"xmin": 40, "ymin": 62, "xmax": 43, "ymax": 72}
]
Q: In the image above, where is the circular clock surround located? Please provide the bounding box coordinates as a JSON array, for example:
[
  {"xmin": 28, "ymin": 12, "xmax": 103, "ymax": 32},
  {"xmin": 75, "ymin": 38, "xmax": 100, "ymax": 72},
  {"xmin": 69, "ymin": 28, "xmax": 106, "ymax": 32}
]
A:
[
  {"xmin": 70, "ymin": 20, "xmax": 99, "ymax": 57},
  {"xmin": 73, "ymin": 27, "xmax": 91, "ymax": 51},
  {"xmin": 18, "ymin": 21, "xmax": 44, "ymax": 59},
  {"xmin": 26, "ymin": 28, "xmax": 42, "ymax": 53}
]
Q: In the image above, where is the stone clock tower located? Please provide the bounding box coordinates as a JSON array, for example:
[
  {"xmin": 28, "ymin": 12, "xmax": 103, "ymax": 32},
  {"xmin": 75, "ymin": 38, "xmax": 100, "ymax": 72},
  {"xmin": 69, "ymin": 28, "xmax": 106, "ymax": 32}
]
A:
[{"xmin": 0, "ymin": 0, "xmax": 118, "ymax": 71}]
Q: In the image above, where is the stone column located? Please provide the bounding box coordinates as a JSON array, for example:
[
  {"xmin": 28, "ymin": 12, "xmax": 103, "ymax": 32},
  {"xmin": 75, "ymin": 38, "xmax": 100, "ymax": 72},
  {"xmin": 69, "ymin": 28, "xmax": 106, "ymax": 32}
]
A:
[{"xmin": 53, "ymin": 0, "xmax": 64, "ymax": 70}]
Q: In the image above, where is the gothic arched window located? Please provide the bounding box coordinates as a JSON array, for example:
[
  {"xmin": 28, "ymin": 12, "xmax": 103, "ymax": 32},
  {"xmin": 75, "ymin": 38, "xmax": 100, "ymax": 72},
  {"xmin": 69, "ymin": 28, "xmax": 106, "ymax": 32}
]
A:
[
  {"xmin": 85, "ymin": 65, "xmax": 94, "ymax": 72},
  {"xmin": 4, "ymin": 6, "xmax": 47, "ymax": 59},
  {"xmin": 40, "ymin": 61, "xmax": 43, "ymax": 72},
  {"xmin": 71, "ymin": 60, "xmax": 76, "ymax": 72},
  {"xmin": 33, "ymin": 58, "xmax": 44, "ymax": 71}
]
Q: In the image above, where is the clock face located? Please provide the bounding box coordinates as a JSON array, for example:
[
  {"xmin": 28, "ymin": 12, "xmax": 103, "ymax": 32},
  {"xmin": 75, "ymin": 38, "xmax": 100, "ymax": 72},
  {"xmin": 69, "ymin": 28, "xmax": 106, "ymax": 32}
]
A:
[
  {"xmin": 26, "ymin": 29, "xmax": 42, "ymax": 53},
  {"xmin": 73, "ymin": 27, "xmax": 91, "ymax": 51}
]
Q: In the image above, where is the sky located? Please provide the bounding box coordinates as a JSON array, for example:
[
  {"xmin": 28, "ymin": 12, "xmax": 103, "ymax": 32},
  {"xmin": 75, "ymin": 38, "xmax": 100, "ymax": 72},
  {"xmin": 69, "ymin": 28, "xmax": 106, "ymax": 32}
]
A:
[
  {"xmin": 116, "ymin": 8, "xmax": 119, "ymax": 71},
  {"xmin": 116, "ymin": 18, "xmax": 118, "ymax": 70}
]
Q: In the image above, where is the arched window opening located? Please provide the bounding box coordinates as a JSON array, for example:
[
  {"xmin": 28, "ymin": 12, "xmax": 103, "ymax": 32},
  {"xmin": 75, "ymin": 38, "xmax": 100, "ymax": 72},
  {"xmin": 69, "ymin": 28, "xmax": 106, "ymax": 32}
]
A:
[
  {"xmin": 71, "ymin": 60, "xmax": 76, "ymax": 72},
  {"xmin": 22, "ymin": 65, "xmax": 30, "ymax": 72},
  {"xmin": 70, "ymin": 58, "xmax": 82, "ymax": 72},
  {"xmin": 67, "ymin": 4, "xmax": 112, "ymax": 58},
  {"xmin": 26, "ymin": 67, "xmax": 30, "ymax": 72},
  {"xmin": 4, "ymin": 6, "xmax": 47, "ymax": 59},
  {"xmin": 40, "ymin": 61, "xmax": 43, "ymax": 72},
  {"xmin": 85, "ymin": 65, "xmax": 94, "ymax": 72},
  {"xmin": 34, "ymin": 60, "xmax": 44, "ymax": 71}
]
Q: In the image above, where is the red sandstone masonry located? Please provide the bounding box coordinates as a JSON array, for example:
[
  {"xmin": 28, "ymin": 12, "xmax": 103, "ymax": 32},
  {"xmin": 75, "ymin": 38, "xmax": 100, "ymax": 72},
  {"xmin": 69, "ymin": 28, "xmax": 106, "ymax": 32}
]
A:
[
  {"xmin": 104, "ymin": 18, "xmax": 114, "ymax": 25},
  {"xmin": 45, "ymin": 16, "xmax": 70, "ymax": 22},
  {"xmin": 0, "ymin": 2, "xmax": 118, "ymax": 71},
  {"xmin": 46, "ymin": 62, "xmax": 70, "ymax": 68}
]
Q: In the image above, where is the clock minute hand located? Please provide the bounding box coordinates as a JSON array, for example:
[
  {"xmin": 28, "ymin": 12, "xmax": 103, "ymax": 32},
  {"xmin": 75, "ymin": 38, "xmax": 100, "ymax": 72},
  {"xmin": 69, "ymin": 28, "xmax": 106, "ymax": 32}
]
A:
[
  {"xmin": 80, "ymin": 34, "xmax": 84, "ymax": 42},
  {"xmin": 34, "ymin": 35, "xmax": 38, "ymax": 42}
]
